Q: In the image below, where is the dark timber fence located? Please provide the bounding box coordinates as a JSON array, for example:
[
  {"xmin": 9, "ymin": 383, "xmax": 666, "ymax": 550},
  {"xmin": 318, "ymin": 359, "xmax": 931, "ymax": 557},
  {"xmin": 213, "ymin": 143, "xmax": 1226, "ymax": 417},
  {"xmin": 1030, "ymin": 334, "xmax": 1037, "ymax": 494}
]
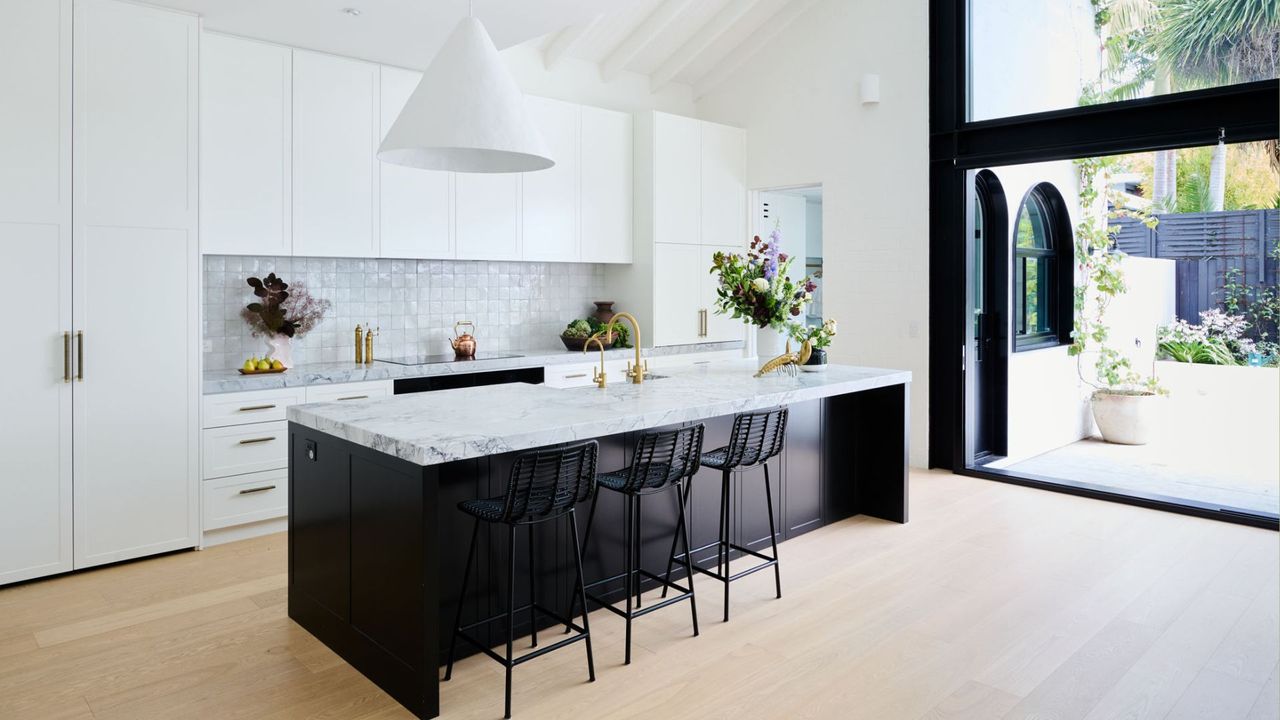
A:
[{"xmin": 1112, "ymin": 209, "xmax": 1280, "ymax": 323}]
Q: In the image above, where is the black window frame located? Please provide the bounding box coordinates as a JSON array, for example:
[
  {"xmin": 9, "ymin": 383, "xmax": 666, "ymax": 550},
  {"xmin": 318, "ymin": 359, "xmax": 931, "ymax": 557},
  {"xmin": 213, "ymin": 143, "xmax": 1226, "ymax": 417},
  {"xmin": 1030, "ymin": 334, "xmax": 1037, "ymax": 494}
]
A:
[
  {"xmin": 928, "ymin": 0, "xmax": 1279, "ymax": 529},
  {"xmin": 1012, "ymin": 183, "xmax": 1071, "ymax": 352}
]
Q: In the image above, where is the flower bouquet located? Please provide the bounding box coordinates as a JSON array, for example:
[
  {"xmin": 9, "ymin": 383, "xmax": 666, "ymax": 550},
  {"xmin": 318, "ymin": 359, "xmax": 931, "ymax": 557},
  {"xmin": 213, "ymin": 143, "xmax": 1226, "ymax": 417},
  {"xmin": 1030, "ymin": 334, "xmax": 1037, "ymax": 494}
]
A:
[
  {"xmin": 240, "ymin": 273, "xmax": 330, "ymax": 368},
  {"xmin": 792, "ymin": 319, "xmax": 837, "ymax": 372},
  {"xmin": 709, "ymin": 229, "xmax": 817, "ymax": 376}
]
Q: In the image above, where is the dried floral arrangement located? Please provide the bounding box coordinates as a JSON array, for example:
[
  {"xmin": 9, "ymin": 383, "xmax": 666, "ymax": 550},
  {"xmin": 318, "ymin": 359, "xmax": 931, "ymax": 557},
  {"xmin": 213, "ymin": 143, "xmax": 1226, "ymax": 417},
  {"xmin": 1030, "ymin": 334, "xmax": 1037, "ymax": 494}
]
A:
[{"xmin": 240, "ymin": 273, "xmax": 330, "ymax": 338}]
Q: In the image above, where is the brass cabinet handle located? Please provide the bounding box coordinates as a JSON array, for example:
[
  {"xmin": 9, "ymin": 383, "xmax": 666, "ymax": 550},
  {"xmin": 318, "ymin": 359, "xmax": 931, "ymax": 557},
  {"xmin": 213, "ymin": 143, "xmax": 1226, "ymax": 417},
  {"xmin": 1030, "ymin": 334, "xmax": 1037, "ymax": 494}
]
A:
[
  {"xmin": 563, "ymin": 373, "xmax": 588, "ymax": 379},
  {"xmin": 336, "ymin": 395, "xmax": 368, "ymax": 401},
  {"xmin": 238, "ymin": 404, "xmax": 277, "ymax": 412},
  {"xmin": 698, "ymin": 309, "xmax": 708, "ymax": 337},
  {"xmin": 75, "ymin": 331, "xmax": 84, "ymax": 381},
  {"xmin": 63, "ymin": 332, "xmax": 72, "ymax": 383},
  {"xmin": 238, "ymin": 485, "xmax": 277, "ymax": 495},
  {"xmin": 237, "ymin": 436, "xmax": 277, "ymax": 445}
]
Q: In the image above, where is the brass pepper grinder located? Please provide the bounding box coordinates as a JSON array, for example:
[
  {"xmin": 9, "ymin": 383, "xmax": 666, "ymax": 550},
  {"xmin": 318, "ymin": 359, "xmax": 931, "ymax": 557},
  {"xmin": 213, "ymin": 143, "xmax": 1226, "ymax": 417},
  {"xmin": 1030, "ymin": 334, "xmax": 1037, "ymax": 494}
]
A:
[
  {"xmin": 354, "ymin": 324, "xmax": 364, "ymax": 364},
  {"xmin": 364, "ymin": 325, "xmax": 378, "ymax": 364}
]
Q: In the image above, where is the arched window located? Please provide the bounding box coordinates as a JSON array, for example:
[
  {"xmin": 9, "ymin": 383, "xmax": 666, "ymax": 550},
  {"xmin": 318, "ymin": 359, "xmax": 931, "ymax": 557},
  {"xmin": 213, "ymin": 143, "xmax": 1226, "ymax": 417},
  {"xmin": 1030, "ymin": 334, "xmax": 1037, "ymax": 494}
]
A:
[{"xmin": 1013, "ymin": 182, "xmax": 1072, "ymax": 351}]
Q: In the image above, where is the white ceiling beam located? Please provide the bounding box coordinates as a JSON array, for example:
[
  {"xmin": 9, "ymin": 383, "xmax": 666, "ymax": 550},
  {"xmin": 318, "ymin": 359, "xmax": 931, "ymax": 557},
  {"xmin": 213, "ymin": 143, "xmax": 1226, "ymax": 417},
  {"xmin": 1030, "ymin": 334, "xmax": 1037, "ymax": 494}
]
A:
[
  {"xmin": 691, "ymin": 0, "xmax": 820, "ymax": 101},
  {"xmin": 599, "ymin": 0, "xmax": 696, "ymax": 83},
  {"xmin": 650, "ymin": 0, "xmax": 765, "ymax": 94},
  {"xmin": 542, "ymin": 15, "xmax": 603, "ymax": 71}
]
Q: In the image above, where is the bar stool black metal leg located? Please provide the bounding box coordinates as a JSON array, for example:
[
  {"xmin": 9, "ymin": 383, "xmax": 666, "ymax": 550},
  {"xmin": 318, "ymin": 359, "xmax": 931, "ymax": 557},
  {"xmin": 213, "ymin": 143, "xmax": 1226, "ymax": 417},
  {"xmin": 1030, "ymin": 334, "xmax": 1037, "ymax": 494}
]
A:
[
  {"xmin": 565, "ymin": 491, "xmax": 599, "ymax": 634},
  {"xmin": 661, "ymin": 479, "xmax": 692, "ymax": 599},
  {"xmin": 623, "ymin": 494, "xmax": 634, "ymax": 665},
  {"xmin": 504, "ymin": 525, "xmax": 517, "ymax": 719},
  {"xmin": 763, "ymin": 461, "xmax": 782, "ymax": 599},
  {"xmin": 721, "ymin": 468, "xmax": 731, "ymax": 622},
  {"xmin": 675, "ymin": 482, "xmax": 699, "ymax": 637},
  {"xmin": 634, "ymin": 494, "xmax": 643, "ymax": 609},
  {"xmin": 527, "ymin": 523, "xmax": 538, "ymax": 648},
  {"xmin": 444, "ymin": 518, "xmax": 480, "ymax": 682},
  {"xmin": 567, "ymin": 508, "xmax": 596, "ymax": 682}
]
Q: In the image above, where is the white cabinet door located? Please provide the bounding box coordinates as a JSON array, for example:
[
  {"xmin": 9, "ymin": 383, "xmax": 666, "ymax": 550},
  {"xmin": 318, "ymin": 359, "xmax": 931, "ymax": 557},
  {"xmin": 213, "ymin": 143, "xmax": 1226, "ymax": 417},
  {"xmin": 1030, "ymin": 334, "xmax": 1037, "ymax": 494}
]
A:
[
  {"xmin": 653, "ymin": 112, "xmax": 701, "ymax": 246},
  {"xmin": 522, "ymin": 96, "xmax": 579, "ymax": 261},
  {"xmin": 700, "ymin": 121, "xmax": 746, "ymax": 248},
  {"xmin": 379, "ymin": 66, "xmax": 452, "ymax": 259},
  {"xmin": 0, "ymin": 0, "xmax": 74, "ymax": 586},
  {"xmin": 200, "ymin": 33, "xmax": 291, "ymax": 256},
  {"xmin": 292, "ymin": 50, "xmax": 377, "ymax": 258},
  {"xmin": 73, "ymin": 0, "xmax": 199, "ymax": 568},
  {"xmin": 455, "ymin": 173, "xmax": 520, "ymax": 260},
  {"xmin": 580, "ymin": 106, "xmax": 632, "ymax": 263},
  {"xmin": 653, "ymin": 243, "xmax": 703, "ymax": 346},
  {"xmin": 702, "ymin": 245, "xmax": 746, "ymax": 343}
]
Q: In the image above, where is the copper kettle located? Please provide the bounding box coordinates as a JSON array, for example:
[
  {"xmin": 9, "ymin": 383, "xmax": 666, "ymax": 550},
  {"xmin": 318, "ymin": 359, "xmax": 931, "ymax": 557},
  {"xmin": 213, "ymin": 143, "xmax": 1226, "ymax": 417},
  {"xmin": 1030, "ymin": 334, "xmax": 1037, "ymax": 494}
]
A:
[{"xmin": 451, "ymin": 321, "xmax": 477, "ymax": 358}]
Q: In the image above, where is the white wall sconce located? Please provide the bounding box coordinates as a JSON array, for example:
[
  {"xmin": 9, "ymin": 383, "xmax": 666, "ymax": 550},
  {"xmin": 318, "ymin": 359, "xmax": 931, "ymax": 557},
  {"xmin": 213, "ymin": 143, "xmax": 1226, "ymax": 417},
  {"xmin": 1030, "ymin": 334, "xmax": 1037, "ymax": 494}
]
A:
[{"xmin": 860, "ymin": 74, "xmax": 881, "ymax": 105}]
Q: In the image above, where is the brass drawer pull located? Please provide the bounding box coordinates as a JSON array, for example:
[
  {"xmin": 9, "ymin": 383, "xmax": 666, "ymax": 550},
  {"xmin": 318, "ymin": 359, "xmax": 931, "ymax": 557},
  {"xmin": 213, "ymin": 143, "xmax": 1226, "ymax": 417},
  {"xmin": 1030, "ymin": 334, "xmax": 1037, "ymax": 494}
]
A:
[
  {"xmin": 63, "ymin": 332, "xmax": 72, "ymax": 383},
  {"xmin": 238, "ymin": 485, "xmax": 277, "ymax": 495},
  {"xmin": 75, "ymin": 330, "xmax": 84, "ymax": 381},
  {"xmin": 564, "ymin": 373, "xmax": 588, "ymax": 379},
  {"xmin": 238, "ymin": 404, "xmax": 277, "ymax": 412},
  {"xmin": 336, "ymin": 395, "xmax": 369, "ymax": 401},
  {"xmin": 237, "ymin": 436, "xmax": 277, "ymax": 445}
]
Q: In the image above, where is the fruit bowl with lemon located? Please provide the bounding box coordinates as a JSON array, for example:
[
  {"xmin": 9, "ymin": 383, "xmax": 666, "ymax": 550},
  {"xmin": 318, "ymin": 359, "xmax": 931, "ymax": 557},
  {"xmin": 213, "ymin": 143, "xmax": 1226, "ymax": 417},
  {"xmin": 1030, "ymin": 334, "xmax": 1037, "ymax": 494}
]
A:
[{"xmin": 239, "ymin": 356, "xmax": 287, "ymax": 375}]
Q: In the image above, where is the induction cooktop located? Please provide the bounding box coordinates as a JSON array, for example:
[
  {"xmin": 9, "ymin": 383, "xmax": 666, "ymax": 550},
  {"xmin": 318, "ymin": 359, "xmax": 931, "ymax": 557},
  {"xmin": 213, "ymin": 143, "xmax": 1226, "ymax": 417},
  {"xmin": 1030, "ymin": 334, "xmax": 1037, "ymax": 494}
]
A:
[{"xmin": 375, "ymin": 353, "xmax": 524, "ymax": 366}]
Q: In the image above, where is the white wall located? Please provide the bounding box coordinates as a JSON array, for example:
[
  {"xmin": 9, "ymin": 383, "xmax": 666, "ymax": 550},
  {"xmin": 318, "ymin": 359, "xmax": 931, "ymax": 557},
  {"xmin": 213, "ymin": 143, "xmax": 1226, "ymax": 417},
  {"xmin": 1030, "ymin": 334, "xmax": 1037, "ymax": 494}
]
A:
[
  {"xmin": 501, "ymin": 42, "xmax": 696, "ymax": 116},
  {"xmin": 696, "ymin": 0, "xmax": 930, "ymax": 465}
]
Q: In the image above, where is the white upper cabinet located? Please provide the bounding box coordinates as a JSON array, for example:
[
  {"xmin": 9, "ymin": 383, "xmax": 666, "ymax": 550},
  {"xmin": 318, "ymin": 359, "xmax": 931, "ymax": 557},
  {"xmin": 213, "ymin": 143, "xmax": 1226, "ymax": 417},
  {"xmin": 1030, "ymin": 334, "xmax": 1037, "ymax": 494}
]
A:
[
  {"xmin": 379, "ymin": 65, "xmax": 452, "ymax": 259},
  {"xmin": 580, "ymin": 106, "xmax": 632, "ymax": 264},
  {"xmin": 292, "ymin": 50, "xmax": 378, "ymax": 258},
  {"xmin": 455, "ymin": 173, "xmax": 520, "ymax": 261},
  {"xmin": 200, "ymin": 33, "xmax": 291, "ymax": 256},
  {"xmin": 522, "ymin": 97, "xmax": 579, "ymax": 262},
  {"xmin": 652, "ymin": 112, "xmax": 701, "ymax": 246},
  {"xmin": 700, "ymin": 122, "xmax": 747, "ymax": 247}
]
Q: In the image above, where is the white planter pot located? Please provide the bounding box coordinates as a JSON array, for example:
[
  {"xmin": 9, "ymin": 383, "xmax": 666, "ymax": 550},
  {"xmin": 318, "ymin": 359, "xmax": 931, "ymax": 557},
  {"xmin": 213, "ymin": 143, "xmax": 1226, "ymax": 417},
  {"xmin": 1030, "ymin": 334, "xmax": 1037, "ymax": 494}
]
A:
[{"xmin": 1090, "ymin": 391, "xmax": 1161, "ymax": 445}]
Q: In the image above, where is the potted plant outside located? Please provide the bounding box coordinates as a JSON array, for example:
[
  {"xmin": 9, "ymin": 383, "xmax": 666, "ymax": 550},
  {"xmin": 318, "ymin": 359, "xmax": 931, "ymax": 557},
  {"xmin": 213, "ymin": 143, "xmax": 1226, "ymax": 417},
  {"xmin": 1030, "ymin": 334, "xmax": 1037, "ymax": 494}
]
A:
[{"xmin": 1069, "ymin": 157, "xmax": 1166, "ymax": 445}]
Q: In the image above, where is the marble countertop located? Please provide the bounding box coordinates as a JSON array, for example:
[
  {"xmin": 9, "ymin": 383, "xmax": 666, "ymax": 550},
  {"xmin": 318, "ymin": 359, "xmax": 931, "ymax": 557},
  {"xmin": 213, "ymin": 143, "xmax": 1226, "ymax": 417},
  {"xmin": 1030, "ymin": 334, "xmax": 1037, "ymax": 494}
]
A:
[
  {"xmin": 203, "ymin": 342, "xmax": 740, "ymax": 395},
  {"xmin": 286, "ymin": 361, "xmax": 911, "ymax": 467}
]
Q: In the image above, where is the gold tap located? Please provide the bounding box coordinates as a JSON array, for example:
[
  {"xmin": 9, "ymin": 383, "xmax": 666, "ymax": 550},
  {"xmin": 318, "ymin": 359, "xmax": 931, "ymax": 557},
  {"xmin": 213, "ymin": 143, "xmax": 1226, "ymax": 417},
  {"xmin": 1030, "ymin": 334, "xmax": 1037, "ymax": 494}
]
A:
[
  {"xmin": 354, "ymin": 324, "xmax": 364, "ymax": 364},
  {"xmin": 364, "ymin": 325, "xmax": 378, "ymax": 364},
  {"xmin": 584, "ymin": 334, "xmax": 608, "ymax": 388},
  {"xmin": 608, "ymin": 312, "xmax": 647, "ymax": 384}
]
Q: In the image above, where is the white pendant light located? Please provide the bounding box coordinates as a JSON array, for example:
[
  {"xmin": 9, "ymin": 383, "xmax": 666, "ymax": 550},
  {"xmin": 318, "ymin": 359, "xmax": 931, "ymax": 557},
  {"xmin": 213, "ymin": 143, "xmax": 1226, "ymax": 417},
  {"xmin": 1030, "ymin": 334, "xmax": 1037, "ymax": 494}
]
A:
[{"xmin": 377, "ymin": 6, "xmax": 553, "ymax": 173}]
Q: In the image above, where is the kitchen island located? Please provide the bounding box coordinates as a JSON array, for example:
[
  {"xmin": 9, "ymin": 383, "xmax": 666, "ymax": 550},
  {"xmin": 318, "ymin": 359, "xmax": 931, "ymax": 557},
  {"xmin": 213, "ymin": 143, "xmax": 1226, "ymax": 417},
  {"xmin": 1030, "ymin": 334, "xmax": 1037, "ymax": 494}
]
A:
[{"xmin": 286, "ymin": 361, "xmax": 910, "ymax": 719}]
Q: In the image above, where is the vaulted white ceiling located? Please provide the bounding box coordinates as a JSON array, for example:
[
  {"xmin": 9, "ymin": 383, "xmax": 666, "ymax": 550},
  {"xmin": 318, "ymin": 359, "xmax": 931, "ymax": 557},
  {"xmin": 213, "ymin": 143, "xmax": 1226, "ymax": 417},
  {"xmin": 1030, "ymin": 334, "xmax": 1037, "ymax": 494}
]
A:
[
  {"xmin": 538, "ymin": 0, "xmax": 820, "ymax": 98},
  {"xmin": 142, "ymin": 0, "xmax": 817, "ymax": 100}
]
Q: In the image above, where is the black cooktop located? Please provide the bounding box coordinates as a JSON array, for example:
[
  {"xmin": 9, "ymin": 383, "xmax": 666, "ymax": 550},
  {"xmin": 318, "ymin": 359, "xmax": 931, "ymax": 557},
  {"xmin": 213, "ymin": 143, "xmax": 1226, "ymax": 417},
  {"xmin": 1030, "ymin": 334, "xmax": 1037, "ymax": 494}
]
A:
[{"xmin": 375, "ymin": 353, "xmax": 524, "ymax": 366}]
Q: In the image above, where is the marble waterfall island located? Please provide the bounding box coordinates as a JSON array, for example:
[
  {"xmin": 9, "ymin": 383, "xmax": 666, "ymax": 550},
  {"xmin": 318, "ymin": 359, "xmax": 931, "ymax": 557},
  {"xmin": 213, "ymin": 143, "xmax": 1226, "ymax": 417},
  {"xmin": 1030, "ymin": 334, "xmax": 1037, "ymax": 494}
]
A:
[{"xmin": 286, "ymin": 361, "xmax": 911, "ymax": 719}]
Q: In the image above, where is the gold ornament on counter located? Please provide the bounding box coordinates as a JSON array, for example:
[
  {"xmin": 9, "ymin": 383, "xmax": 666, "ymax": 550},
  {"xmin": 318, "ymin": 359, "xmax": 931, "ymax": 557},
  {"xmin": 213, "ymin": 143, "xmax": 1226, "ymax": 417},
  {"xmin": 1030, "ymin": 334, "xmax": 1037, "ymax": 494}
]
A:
[
  {"xmin": 363, "ymin": 325, "xmax": 379, "ymax": 364},
  {"xmin": 755, "ymin": 339, "xmax": 812, "ymax": 378}
]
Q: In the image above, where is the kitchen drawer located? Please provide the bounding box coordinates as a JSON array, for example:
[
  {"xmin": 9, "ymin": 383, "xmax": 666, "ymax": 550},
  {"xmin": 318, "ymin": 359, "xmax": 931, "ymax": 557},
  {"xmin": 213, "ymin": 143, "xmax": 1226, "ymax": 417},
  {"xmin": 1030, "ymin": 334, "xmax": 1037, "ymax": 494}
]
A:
[
  {"xmin": 203, "ymin": 470, "xmax": 288, "ymax": 530},
  {"xmin": 544, "ymin": 360, "xmax": 629, "ymax": 389},
  {"xmin": 203, "ymin": 387, "xmax": 306, "ymax": 428},
  {"xmin": 202, "ymin": 422, "xmax": 288, "ymax": 479},
  {"xmin": 304, "ymin": 380, "xmax": 392, "ymax": 403},
  {"xmin": 648, "ymin": 350, "xmax": 742, "ymax": 370}
]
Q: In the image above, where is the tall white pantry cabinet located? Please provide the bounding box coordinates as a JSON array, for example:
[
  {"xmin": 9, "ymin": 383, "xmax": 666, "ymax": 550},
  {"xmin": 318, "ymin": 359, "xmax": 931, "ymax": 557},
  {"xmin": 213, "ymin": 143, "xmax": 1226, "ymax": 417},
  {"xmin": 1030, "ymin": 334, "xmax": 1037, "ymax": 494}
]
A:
[{"xmin": 0, "ymin": 0, "xmax": 200, "ymax": 584}]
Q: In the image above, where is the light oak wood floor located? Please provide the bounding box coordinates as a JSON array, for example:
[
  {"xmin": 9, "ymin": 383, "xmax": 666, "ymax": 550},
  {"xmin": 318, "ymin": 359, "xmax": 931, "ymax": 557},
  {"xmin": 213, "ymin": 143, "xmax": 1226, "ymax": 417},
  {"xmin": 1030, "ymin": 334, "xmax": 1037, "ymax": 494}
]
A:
[{"xmin": 2, "ymin": 471, "xmax": 1277, "ymax": 720}]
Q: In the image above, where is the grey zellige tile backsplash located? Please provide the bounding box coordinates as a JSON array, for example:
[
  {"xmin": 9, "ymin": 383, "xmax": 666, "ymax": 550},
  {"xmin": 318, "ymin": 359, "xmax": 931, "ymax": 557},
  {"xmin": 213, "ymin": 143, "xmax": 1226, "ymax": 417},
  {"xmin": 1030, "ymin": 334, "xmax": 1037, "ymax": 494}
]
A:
[{"xmin": 202, "ymin": 256, "xmax": 606, "ymax": 370}]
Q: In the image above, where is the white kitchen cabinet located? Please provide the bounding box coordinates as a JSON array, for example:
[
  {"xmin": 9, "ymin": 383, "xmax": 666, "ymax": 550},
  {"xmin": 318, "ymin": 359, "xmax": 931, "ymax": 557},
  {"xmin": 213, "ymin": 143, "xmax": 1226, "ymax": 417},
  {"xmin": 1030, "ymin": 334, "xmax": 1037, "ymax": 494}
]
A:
[
  {"xmin": 292, "ymin": 50, "xmax": 378, "ymax": 258},
  {"xmin": 700, "ymin": 122, "xmax": 747, "ymax": 247},
  {"xmin": 455, "ymin": 173, "xmax": 521, "ymax": 260},
  {"xmin": 379, "ymin": 65, "xmax": 453, "ymax": 259},
  {"xmin": 653, "ymin": 243, "xmax": 704, "ymax": 346},
  {"xmin": 652, "ymin": 112, "xmax": 701, "ymax": 246},
  {"xmin": 701, "ymin": 245, "xmax": 747, "ymax": 342},
  {"xmin": 72, "ymin": 0, "xmax": 199, "ymax": 568},
  {"xmin": 580, "ymin": 106, "xmax": 632, "ymax": 263},
  {"xmin": 200, "ymin": 33, "xmax": 291, "ymax": 256},
  {"xmin": 203, "ymin": 470, "xmax": 289, "ymax": 531},
  {"xmin": 522, "ymin": 97, "xmax": 580, "ymax": 261},
  {"xmin": 0, "ymin": 0, "xmax": 74, "ymax": 585},
  {"xmin": 304, "ymin": 380, "xmax": 393, "ymax": 403}
]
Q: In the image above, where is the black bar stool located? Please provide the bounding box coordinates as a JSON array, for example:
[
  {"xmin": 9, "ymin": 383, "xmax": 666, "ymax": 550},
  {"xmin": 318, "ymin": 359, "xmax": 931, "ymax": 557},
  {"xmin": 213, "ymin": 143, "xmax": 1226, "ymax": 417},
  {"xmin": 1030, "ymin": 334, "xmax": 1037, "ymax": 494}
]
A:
[
  {"xmin": 444, "ymin": 440, "xmax": 598, "ymax": 719},
  {"xmin": 571, "ymin": 424, "xmax": 705, "ymax": 665},
  {"xmin": 665, "ymin": 408, "xmax": 787, "ymax": 621}
]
